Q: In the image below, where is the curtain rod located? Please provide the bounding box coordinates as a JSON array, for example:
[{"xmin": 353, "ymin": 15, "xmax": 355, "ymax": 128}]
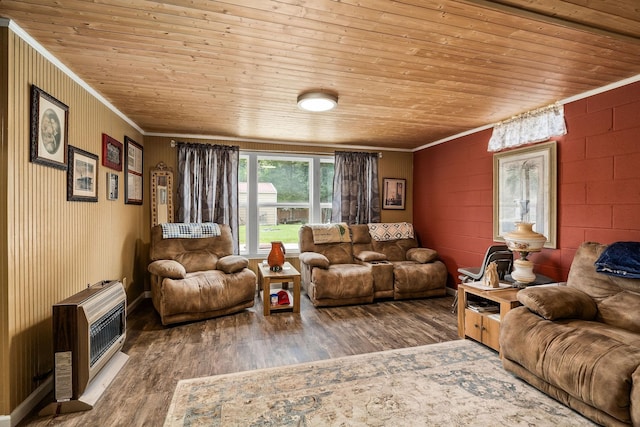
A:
[{"xmin": 169, "ymin": 140, "xmax": 382, "ymax": 158}]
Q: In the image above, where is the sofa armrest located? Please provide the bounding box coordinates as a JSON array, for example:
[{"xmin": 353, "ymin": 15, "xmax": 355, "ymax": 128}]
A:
[
  {"xmin": 217, "ymin": 255, "xmax": 249, "ymax": 274},
  {"xmin": 148, "ymin": 260, "xmax": 187, "ymax": 279},
  {"xmin": 355, "ymin": 251, "xmax": 387, "ymax": 262},
  {"xmin": 517, "ymin": 286, "xmax": 597, "ymax": 321},
  {"xmin": 299, "ymin": 252, "xmax": 330, "ymax": 269},
  {"xmin": 406, "ymin": 247, "xmax": 439, "ymax": 264}
]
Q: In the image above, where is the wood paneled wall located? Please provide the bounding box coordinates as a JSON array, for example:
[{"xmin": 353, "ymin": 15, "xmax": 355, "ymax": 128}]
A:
[
  {"xmin": 1, "ymin": 30, "xmax": 145, "ymax": 415},
  {"xmin": 1, "ymin": 26, "xmax": 10, "ymax": 421}
]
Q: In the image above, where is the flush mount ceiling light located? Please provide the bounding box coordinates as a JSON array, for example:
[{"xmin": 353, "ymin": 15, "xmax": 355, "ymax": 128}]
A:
[{"xmin": 297, "ymin": 92, "xmax": 338, "ymax": 112}]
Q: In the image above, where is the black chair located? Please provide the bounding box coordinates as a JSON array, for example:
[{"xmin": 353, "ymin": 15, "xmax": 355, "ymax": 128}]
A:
[
  {"xmin": 457, "ymin": 245, "xmax": 513, "ymax": 283},
  {"xmin": 452, "ymin": 245, "xmax": 513, "ymax": 313}
]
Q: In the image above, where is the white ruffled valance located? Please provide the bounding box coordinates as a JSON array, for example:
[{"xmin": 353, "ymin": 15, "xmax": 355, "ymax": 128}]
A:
[{"xmin": 488, "ymin": 104, "xmax": 567, "ymax": 152}]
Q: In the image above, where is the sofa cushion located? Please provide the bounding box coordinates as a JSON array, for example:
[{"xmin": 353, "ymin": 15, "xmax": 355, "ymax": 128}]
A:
[
  {"xmin": 517, "ymin": 286, "xmax": 597, "ymax": 321},
  {"xmin": 310, "ymin": 264, "xmax": 373, "ymax": 300},
  {"xmin": 392, "ymin": 260, "xmax": 447, "ymax": 297},
  {"xmin": 217, "ymin": 255, "xmax": 249, "ymax": 274},
  {"xmin": 175, "ymin": 251, "xmax": 219, "ymax": 272},
  {"xmin": 501, "ymin": 308, "xmax": 640, "ymax": 425},
  {"xmin": 597, "ymin": 290, "xmax": 640, "ymax": 333},
  {"xmin": 148, "ymin": 260, "xmax": 187, "ymax": 279},
  {"xmin": 160, "ymin": 269, "xmax": 256, "ymax": 317},
  {"xmin": 406, "ymin": 247, "xmax": 438, "ymax": 264},
  {"xmin": 371, "ymin": 239, "xmax": 418, "ymax": 262},
  {"xmin": 355, "ymin": 250, "xmax": 387, "ymax": 262}
]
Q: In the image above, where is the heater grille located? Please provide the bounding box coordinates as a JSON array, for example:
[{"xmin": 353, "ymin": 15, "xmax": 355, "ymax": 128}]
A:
[{"xmin": 90, "ymin": 300, "xmax": 126, "ymax": 367}]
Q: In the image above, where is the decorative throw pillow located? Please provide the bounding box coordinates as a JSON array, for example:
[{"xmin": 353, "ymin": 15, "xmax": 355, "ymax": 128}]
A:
[
  {"xmin": 217, "ymin": 255, "xmax": 249, "ymax": 274},
  {"xmin": 406, "ymin": 248, "xmax": 438, "ymax": 264},
  {"xmin": 147, "ymin": 260, "xmax": 187, "ymax": 279},
  {"xmin": 518, "ymin": 286, "xmax": 597, "ymax": 321}
]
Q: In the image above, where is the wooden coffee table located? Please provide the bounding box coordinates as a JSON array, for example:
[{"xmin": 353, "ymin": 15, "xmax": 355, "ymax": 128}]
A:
[{"xmin": 257, "ymin": 262, "xmax": 301, "ymax": 316}]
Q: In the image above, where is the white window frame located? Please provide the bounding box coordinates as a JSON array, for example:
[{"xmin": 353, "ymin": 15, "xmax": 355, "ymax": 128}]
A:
[{"xmin": 240, "ymin": 151, "xmax": 333, "ymax": 257}]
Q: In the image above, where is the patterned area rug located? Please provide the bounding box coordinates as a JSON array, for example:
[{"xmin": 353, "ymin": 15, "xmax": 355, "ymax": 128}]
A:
[{"xmin": 165, "ymin": 340, "xmax": 595, "ymax": 426}]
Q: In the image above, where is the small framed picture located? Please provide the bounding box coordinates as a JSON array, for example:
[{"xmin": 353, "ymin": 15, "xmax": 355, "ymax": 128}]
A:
[
  {"xmin": 102, "ymin": 134, "xmax": 123, "ymax": 171},
  {"xmin": 67, "ymin": 146, "xmax": 98, "ymax": 202},
  {"xmin": 382, "ymin": 178, "xmax": 406, "ymax": 210},
  {"xmin": 107, "ymin": 172, "xmax": 119, "ymax": 200},
  {"xmin": 124, "ymin": 136, "xmax": 143, "ymax": 205},
  {"xmin": 30, "ymin": 85, "xmax": 69, "ymax": 170}
]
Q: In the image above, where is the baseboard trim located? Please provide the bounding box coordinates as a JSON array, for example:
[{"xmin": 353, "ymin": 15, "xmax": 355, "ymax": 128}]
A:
[{"xmin": 3, "ymin": 377, "xmax": 53, "ymax": 427}]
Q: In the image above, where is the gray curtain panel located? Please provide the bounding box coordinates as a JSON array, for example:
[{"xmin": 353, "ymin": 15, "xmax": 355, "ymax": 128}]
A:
[
  {"xmin": 331, "ymin": 151, "xmax": 381, "ymax": 224},
  {"xmin": 176, "ymin": 142, "xmax": 240, "ymax": 253}
]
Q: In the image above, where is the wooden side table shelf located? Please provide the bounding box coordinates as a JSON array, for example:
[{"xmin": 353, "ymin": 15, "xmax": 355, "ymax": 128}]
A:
[
  {"xmin": 457, "ymin": 282, "xmax": 520, "ymax": 353},
  {"xmin": 257, "ymin": 261, "xmax": 301, "ymax": 316}
]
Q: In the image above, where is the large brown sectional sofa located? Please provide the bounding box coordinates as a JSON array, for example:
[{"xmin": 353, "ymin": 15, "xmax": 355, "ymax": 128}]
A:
[
  {"xmin": 500, "ymin": 242, "xmax": 640, "ymax": 426},
  {"xmin": 298, "ymin": 222, "xmax": 447, "ymax": 307}
]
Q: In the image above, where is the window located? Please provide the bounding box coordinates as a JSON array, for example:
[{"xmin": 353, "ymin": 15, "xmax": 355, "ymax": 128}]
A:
[{"xmin": 239, "ymin": 152, "xmax": 334, "ymax": 256}]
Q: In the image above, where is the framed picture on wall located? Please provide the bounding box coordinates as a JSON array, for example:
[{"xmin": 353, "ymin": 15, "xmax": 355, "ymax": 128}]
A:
[
  {"xmin": 107, "ymin": 172, "xmax": 119, "ymax": 201},
  {"xmin": 493, "ymin": 141, "xmax": 557, "ymax": 248},
  {"xmin": 30, "ymin": 85, "xmax": 69, "ymax": 170},
  {"xmin": 67, "ymin": 146, "xmax": 98, "ymax": 202},
  {"xmin": 124, "ymin": 136, "xmax": 143, "ymax": 205},
  {"xmin": 382, "ymin": 178, "xmax": 406, "ymax": 210},
  {"xmin": 102, "ymin": 133, "xmax": 123, "ymax": 171}
]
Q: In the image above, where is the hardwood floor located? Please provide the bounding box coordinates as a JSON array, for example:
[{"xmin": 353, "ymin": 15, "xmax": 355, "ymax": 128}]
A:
[{"xmin": 21, "ymin": 292, "xmax": 460, "ymax": 426}]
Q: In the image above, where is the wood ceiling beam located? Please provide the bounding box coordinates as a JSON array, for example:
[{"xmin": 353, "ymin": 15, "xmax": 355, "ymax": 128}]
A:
[{"xmin": 459, "ymin": 0, "xmax": 640, "ymax": 44}]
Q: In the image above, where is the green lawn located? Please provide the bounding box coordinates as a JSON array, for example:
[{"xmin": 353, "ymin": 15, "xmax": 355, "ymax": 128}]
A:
[{"xmin": 239, "ymin": 224, "xmax": 303, "ymax": 246}]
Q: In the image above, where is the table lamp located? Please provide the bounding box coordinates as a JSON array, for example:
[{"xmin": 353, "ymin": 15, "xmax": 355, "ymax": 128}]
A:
[{"xmin": 502, "ymin": 222, "xmax": 547, "ymax": 287}]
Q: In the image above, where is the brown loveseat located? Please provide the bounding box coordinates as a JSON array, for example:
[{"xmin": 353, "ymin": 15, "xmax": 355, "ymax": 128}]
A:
[
  {"xmin": 148, "ymin": 223, "xmax": 256, "ymax": 325},
  {"xmin": 500, "ymin": 242, "xmax": 640, "ymax": 426},
  {"xmin": 298, "ymin": 223, "xmax": 447, "ymax": 307}
]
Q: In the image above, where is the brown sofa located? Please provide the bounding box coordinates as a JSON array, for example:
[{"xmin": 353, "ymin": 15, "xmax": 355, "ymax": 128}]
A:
[
  {"xmin": 298, "ymin": 223, "xmax": 447, "ymax": 306},
  {"xmin": 500, "ymin": 242, "xmax": 640, "ymax": 426},
  {"xmin": 148, "ymin": 224, "xmax": 256, "ymax": 325}
]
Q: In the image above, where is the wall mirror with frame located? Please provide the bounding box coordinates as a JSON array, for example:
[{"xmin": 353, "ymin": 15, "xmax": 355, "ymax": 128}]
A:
[{"xmin": 151, "ymin": 162, "xmax": 174, "ymax": 227}]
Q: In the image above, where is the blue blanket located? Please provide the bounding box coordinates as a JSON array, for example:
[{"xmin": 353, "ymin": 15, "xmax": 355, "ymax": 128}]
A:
[{"xmin": 594, "ymin": 241, "xmax": 640, "ymax": 279}]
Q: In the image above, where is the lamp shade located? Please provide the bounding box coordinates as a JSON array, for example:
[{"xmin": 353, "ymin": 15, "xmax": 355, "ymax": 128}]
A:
[
  {"xmin": 502, "ymin": 222, "xmax": 546, "ymax": 253},
  {"xmin": 503, "ymin": 222, "xmax": 547, "ymax": 286},
  {"xmin": 297, "ymin": 92, "xmax": 338, "ymax": 112}
]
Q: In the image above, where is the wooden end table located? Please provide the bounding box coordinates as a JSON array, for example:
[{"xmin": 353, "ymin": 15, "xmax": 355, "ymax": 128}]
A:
[
  {"xmin": 457, "ymin": 282, "xmax": 520, "ymax": 353},
  {"xmin": 257, "ymin": 261, "xmax": 301, "ymax": 316}
]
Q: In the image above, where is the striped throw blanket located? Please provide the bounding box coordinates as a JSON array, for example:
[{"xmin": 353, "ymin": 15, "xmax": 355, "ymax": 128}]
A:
[{"xmin": 161, "ymin": 223, "xmax": 221, "ymax": 239}]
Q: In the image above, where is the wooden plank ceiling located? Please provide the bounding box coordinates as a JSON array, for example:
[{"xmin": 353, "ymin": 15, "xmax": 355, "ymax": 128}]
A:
[{"xmin": 2, "ymin": 0, "xmax": 640, "ymax": 150}]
